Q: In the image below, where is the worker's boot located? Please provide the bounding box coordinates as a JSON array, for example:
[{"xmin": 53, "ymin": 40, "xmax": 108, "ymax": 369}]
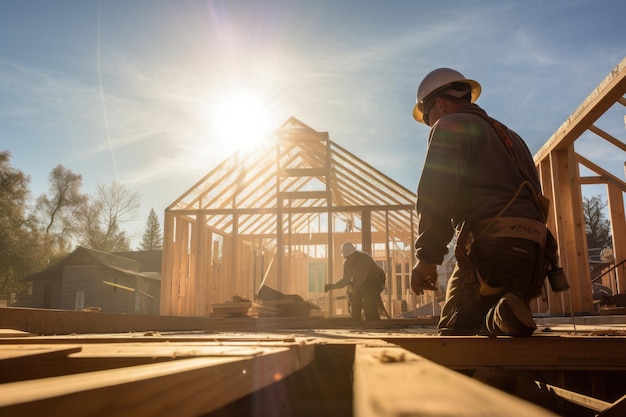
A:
[{"xmin": 486, "ymin": 292, "xmax": 536, "ymax": 337}]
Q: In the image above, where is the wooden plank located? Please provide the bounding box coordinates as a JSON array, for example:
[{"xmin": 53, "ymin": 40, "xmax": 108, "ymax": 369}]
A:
[
  {"xmin": 0, "ymin": 343, "xmax": 315, "ymax": 417},
  {"xmin": 0, "ymin": 345, "xmax": 81, "ymax": 362},
  {"xmin": 66, "ymin": 343, "xmax": 284, "ymax": 358},
  {"xmin": 0, "ymin": 333, "xmax": 310, "ymax": 345},
  {"xmin": 0, "ymin": 337, "xmax": 312, "ymax": 383},
  {"xmin": 382, "ymin": 335, "xmax": 626, "ymax": 370},
  {"xmin": 576, "ymin": 153, "xmax": 626, "ymax": 191},
  {"xmin": 0, "ymin": 307, "xmax": 213, "ymax": 335},
  {"xmin": 278, "ymin": 190, "xmax": 329, "ymax": 200},
  {"xmin": 279, "ymin": 168, "xmax": 327, "ymax": 177},
  {"xmin": 535, "ymin": 158, "xmax": 556, "ymax": 314},
  {"xmin": 539, "ymin": 382, "xmax": 611, "ymax": 412},
  {"xmin": 169, "ymin": 204, "xmax": 414, "ymax": 216},
  {"xmin": 553, "ymin": 148, "xmax": 593, "ymax": 313},
  {"xmin": 608, "ymin": 183, "xmax": 626, "ymax": 293},
  {"xmin": 0, "ymin": 307, "xmax": 441, "ymax": 335},
  {"xmin": 534, "ymin": 57, "xmax": 626, "ymax": 160},
  {"xmin": 353, "ymin": 344, "xmax": 559, "ymax": 417},
  {"xmin": 0, "ymin": 328, "xmax": 35, "ymax": 337},
  {"xmin": 160, "ymin": 211, "xmax": 175, "ymax": 315},
  {"xmin": 588, "ymin": 124, "xmax": 626, "ymax": 153}
]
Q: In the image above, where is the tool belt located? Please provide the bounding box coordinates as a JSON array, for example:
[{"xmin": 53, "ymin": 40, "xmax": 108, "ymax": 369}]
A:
[
  {"xmin": 473, "ymin": 217, "xmax": 547, "ymax": 245},
  {"xmin": 456, "ymin": 217, "xmax": 554, "ymax": 300}
]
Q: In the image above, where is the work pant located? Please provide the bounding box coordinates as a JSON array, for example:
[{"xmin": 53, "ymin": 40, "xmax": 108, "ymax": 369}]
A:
[
  {"xmin": 438, "ymin": 237, "xmax": 540, "ymax": 335},
  {"xmin": 350, "ymin": 280, "xmax": 381, "ymax": 321}
]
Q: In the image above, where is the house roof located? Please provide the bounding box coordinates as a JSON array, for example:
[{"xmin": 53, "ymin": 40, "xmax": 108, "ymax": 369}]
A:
[
  {"xmin": 166, "ymin": 117, "xmax": 416, "ymax": 242},
  {"xmin": 113, "ymin": 250, "xmax": 162, "ymax": 273},
  {"xmin": 24, "ymin": 246, "xmax": 162, "ymax": 282}
]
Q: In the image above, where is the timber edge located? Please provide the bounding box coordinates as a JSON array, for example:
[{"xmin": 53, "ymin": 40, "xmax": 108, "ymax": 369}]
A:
[{"xmin": 0, "ymin": 307, "xmax": 439, "ymax": 335}]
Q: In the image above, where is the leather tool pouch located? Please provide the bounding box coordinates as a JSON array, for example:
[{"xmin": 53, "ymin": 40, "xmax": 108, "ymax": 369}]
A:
[{"xmin": 454, "ymin": 222, "xmax": 482, "ymax": 299}]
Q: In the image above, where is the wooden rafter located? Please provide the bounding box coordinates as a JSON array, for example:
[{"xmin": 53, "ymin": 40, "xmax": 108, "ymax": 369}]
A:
[{"xmin": 167, "ymin": 117, "xmax": 416, "ymax": 239}]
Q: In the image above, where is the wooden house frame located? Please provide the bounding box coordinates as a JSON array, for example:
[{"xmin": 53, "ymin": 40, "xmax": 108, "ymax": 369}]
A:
[
  {"xmin": 533, "ymin": 57, "xmax": 626, "ymax": 315},
  {"xmin": 162, "ymin": 57, "xmax": 626, "ymax": 319},
  {"xmin": 161, "ymin": 117, "xmax": 432, "ymax": 317}
]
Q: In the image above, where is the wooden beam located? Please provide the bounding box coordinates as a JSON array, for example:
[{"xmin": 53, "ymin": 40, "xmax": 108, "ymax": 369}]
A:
[
  {"xmin": 0, "ymin": 344, "xmax": 315, "ymax": 417},
  {"xmin": 170, "ymin": 204, "xmax": 414, "ymax": 216},
  {"xmin": 588, "ymin": 124, "xmax": 626, "ymax": 153},
  {"xmin": 353, "ymin": 344, "xmax": 559, "ymax": 417},
  {"xmin": 278, "ymin": 190, "xmax": 330, "ymax": 200},
  {"xmin": 608, "ymin": 184, "xmax": 626, "ymax": 292},
  {"xmin": 160, "ymin": 212, "xmax": 175, "ymax": 315},
  {"xmin": 539, "ymin": 382, "xmax": 611, "ymax": 412},
  {"xmin": 535, "ymin": 57, "xmax": 626, "ymax": 161},
  {"xmin": 383, "ymin": 335, "xmax": 626, "ymax": 370},
  {"xmin": 553, "ymin": 148, "xmax": 593, "ymax": 313},
  {"xmin": 279, "ymin": 168, "xmax": 327, "ymax": 177},
  {"xmin": 576, "ymin": 153, "xmax": 626, "ymax": 191},
  {"xmin": 0, "ymin": 307, "xmax": 441, "ymax": 335},
  {"xmin": 580, "ymin": 176, "xmax": 610, "ymax": 185}
]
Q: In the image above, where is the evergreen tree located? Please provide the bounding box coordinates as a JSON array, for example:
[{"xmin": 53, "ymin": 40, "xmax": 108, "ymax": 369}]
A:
[{"xmin": 139, "ymin": 208, "xmax": 163, "ymax": 250}]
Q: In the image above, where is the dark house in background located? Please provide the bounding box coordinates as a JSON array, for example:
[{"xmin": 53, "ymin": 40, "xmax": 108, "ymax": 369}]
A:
[{"xmin": 22, "ymin": 247, "xmax": 162, "ymax": 314}]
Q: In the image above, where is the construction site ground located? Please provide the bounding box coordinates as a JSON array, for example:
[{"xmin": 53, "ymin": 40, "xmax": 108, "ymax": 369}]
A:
[{"xmin": 1, "ymin": 307, "xmax": 626, "ymax": 417}]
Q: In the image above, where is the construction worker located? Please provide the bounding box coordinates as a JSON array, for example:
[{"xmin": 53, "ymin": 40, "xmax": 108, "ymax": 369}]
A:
[
  {"xmin": 325, "ymin": 242, "xmax": 386, "ymax": 321},
  {"xmin": 410, "ymin": 68, "xmax": 552, "ymax": 337}
]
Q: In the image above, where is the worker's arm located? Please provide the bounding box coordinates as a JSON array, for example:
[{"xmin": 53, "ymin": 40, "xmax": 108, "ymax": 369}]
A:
[
  {"xmin": 415, "ymin": 117, "xmax": 468, "ymax": 264},
  {"xmin": 410, "ymin": 261, "xmax": 438, "ymax": 295},
  {"xmin": 325, "ymin": 259, "xmax": 352, "ymax": 291},
  {"xmin": 325, "ymin": 276, "xmax": 350, "ymax": 291}
]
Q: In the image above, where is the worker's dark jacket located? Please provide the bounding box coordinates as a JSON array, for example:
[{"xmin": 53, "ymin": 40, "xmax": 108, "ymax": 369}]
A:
[
  {"xmin": 415, "ymin": 103, "xmax": 542, "ymax": 264},
  {"xmin": 334, "ymin": 251, "xmax": 385, "ymax": 292}
]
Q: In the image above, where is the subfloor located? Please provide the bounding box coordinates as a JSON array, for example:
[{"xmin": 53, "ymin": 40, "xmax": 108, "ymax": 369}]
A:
[{"xmin": 1, "ymin": 307, "xmax": 626, "ymax": 417}]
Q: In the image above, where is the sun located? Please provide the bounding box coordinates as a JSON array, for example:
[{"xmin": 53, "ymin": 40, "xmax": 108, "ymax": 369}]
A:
[{"xmin": 204, "ymin": 86, "xmax": 277, "ymax": 154}]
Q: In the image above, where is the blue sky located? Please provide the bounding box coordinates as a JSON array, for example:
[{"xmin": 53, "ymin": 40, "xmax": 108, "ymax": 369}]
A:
[{"xmin": 1, "ymin": 0, "xmax": 625, "ymax": 246}]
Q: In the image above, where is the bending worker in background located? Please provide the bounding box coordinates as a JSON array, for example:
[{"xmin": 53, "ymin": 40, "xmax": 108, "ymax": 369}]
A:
[
  {"xmin": 325, "ymin": 242, "xmax": 386, "ymax": 321},
  {"xmin": 410, "ymin": 68, "xmax": 555, "ymax": 337}
]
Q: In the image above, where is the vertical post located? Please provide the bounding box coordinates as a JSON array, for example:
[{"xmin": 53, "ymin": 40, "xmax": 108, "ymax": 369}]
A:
[
  {"xmin": 160, "ymin": 211, "xmax": 175, "ymax": 315},
  {"xmin": 552, "ymin": 148, "xmax": 593, "ymax": 314},
  {"xmin": 608, "ymin": 184, "xmax": 626, "ymax": 293},
  {"xmin": 385, "ymin": 210, "xmax": 392, "ymax": 317},
  {"xmin": 195, "ymin": 213, "xmax": 208, "ymax": 316},
  {"xmin": 362, "ymin": 211, "xmax": 372, "ymax": 253}
]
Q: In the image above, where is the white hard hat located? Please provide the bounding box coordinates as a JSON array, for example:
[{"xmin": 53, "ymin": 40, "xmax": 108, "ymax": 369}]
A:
[
  {"xmin": 341, "ymin": 242, "xmax": 357, "ymax": 257},
  {"xmin": 412, "ymin": 68, "xmax": 481, "ymax": 123}
]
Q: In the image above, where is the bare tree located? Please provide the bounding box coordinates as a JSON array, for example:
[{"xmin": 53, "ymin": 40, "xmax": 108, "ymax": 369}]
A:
[
  {"xmin": 77, "ymin": 181, "xmax": 141, "ymax": 252},
  {"xmin": 35, "ymin": 165, "xmax": 87, "ymax": 253},
  {"xmin": 583, "ymin": 194, "xmax": 612, "ymax": 249}
]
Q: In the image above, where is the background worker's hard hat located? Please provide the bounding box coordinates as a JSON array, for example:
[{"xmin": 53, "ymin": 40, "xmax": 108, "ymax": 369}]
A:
[
  {"xmin": 413, "ymin": 68, "xmax": 481, "ymax": 123},
  {"xmin": 342, "ymin": 242, "xmax": 357, "ymax": 257}
]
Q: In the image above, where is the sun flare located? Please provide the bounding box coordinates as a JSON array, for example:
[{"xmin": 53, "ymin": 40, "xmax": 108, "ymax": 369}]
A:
[{"xmin": 205, "ymin": 87, "xmax": 276, "ymax": 154}]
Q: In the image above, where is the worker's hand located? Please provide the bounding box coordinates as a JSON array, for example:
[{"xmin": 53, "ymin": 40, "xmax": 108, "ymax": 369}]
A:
[
  {"xmin": 411, "ymin": 261, "xmax": 438, "ymax": 295},
  {"xmin": 324, "ymin": 284, "xmax": 334, "ymax": 292}
]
